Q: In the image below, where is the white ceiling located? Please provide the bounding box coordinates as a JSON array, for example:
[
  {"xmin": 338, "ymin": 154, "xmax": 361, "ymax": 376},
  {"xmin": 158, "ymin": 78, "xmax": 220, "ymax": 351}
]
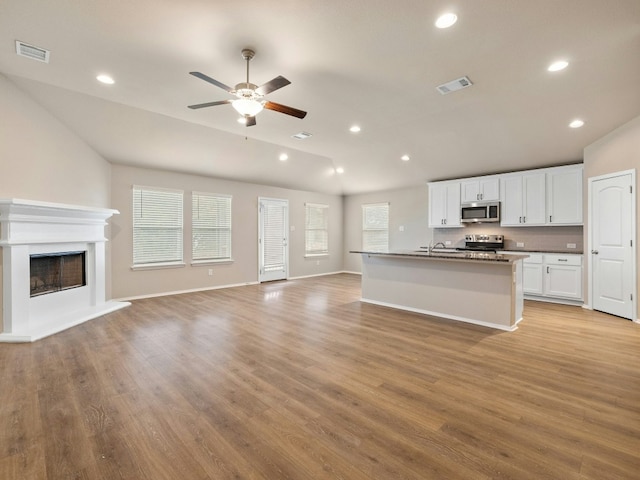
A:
[{"xmin": 1, "ymin": 0, "xmax": 639, "ymax": 195}]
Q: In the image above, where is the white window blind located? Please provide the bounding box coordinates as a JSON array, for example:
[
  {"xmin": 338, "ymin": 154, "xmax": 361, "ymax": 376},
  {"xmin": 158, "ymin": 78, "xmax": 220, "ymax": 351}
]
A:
[
  {"xmin": 305, "ymin": 203, "xmax": 329, "ymax": 256},
  {"xmin": 263, "ymin": 201, "xmax": 286, "ymax": 272},
  {"xmin": 133, "ymin": 186, "xmax": 184, "ymax": 265},
  {"xmin": 362, "ymin": 202, "xmax": 389, "ymax": 251},
  {"xmin": 192, "ymin": 192, "xmax": 232, "ymax": 261}
]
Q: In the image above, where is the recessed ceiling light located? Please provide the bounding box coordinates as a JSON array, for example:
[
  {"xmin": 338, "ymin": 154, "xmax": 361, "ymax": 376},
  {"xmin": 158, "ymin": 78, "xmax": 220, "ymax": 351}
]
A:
[
  {"xmin": 401, "ymin": 155, "xmax": 410, "ymax": 162},
  {"xmin": 569, "ymin": 119, "xmax": 584, "ymax": 128},
  {"xmin": 279, "ymin": 153, "xmax": 288, "ymax": 161},
  {"xmin": 349, "ymin": 125, "xmax": 361, "ymax": 133},
  {"xmin": 435, "ymin": 13, "xmax": 457, "ymax": 29},
  {"xmin": 96, "ymin": 74, "xmax": 114, "ymax": 85},
  {"xmin": 548, "ymin": 60, "xmax": 569, "ymax": 72},
  {"xmin": 335, "ymin": 167, "xmax": 344, "ymax": 174}
]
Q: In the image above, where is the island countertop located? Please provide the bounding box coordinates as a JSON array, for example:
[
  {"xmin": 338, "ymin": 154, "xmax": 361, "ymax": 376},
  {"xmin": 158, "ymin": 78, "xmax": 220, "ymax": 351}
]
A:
[{"xmin": 350, "ymin": 249, "xmax": 529, "ymax": 264}]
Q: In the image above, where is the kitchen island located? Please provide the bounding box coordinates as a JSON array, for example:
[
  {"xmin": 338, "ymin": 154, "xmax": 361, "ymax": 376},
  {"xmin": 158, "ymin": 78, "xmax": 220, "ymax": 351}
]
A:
[{"xmin": 351, "ymin": 250, "xmax": 528, "ymax": 331}]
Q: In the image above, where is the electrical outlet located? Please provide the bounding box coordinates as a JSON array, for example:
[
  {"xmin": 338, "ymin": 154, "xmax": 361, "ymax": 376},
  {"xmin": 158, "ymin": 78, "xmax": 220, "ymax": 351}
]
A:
[
  {"xmin": 290, "ymin": 225, "xmax": 296, "ymax": 231},
  {"xmin": 567, "ymin": 243, "xmax": 576, "ymax": 249},
  {"xmin": 208, "ymin": 269, "xmax": 213, "ymax": 276},
  {"xmin": 399, "ymin": 225, "xmax": 405, "ymax": 232},
  {"xmin": 516, "ymin": 242, "xmax": 525, "ymax": 248},
  {"xmin": 445, "ymin": 240, "xmax": 451, "ymax": 246}
]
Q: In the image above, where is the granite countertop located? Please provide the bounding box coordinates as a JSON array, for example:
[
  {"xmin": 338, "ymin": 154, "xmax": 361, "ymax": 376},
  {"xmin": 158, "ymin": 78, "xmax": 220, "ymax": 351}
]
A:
[
  {"xmin": 350, "ymin": 250, "xmax": 529, "ymax": 264},
  {"xmin": 500, "ymin": 249, "xmax": 583, "ymax": 254}
]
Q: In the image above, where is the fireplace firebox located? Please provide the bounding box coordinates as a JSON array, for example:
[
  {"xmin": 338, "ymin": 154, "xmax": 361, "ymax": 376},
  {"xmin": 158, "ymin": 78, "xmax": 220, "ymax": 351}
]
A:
[{"xmin": 30, "ymin": 251, "xmax": 87, "ymax": 297}]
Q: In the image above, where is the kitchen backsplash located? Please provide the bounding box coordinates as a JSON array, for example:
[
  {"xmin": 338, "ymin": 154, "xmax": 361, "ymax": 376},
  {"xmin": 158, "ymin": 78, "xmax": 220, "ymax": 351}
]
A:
[{"xmin": 433, "ymin": 225, "xmax": 583, "ymax": 253}]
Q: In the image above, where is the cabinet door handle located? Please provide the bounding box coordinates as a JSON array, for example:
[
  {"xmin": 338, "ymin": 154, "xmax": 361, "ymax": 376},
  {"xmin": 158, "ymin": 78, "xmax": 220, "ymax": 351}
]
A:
[
  {"xmin": 519, "ymin": 216, "xmax": 522, "ymax": 223},
  {"xmin": 549, "ymin": 215, "xmax": 552, "ymax": 223},
  {"xmin": 480, "ymin": 193, "xmax": 483, "ymax": 200},
  {"xmin": 444, "ymin": 219, "xmax": 447, "ymax": 225},
  {"xmin": 591, "ymin": 250, "xmax": 599, "ymax": 255},
  {"xmin": 523, "ymin": 216, "xmax": 526, "ymax": 223},
  {"xmin": 547, "ymin": 266, "xmax": 550, "ymax": 274}
]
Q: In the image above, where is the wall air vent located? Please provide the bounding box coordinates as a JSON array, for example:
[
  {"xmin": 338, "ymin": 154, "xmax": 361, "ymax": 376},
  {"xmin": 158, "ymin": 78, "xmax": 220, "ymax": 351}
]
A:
[
  {"xmin": 15, "ymin": 40, "xmax": 50, "ymax": 63},
  {"xmin": 436, "ymin": 76, "xmax": 472, "ymax": 95},
  {"xmin": 292, "ymin": 132, "xmax": 312, "ymax": 140}
]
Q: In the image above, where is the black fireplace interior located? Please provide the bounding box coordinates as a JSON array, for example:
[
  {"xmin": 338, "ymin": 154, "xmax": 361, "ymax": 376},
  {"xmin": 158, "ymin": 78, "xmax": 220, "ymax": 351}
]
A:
[{"xmin": 30, "ymin": 251, "xmax": 87, "ymax": 297}]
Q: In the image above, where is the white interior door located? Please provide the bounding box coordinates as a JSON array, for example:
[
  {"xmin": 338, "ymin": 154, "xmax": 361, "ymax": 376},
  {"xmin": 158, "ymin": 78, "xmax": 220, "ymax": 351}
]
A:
[
  {"xmin": 589, "ymin": 171, "xmax": 636, "ymax": 319},
  {"xmin": 258, "ymin": 197, "xmax": 289, "ymax": 282}
]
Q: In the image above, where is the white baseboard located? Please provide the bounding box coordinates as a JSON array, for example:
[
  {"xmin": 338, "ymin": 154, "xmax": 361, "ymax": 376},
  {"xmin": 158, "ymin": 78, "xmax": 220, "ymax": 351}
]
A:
[
  {"xmin": 115, "ymin": 282, "xmax": 259, "ymax": 302},
  {"xmin": 288, "ymin": 270, "xmax": 346, "ymax": 280}
]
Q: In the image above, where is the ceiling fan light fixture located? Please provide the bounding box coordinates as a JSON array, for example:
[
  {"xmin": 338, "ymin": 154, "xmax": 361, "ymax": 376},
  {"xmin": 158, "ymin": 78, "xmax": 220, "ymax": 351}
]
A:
[{"xmin": 232, "ymin": 98, "xmax": 264, "ymax": 117}]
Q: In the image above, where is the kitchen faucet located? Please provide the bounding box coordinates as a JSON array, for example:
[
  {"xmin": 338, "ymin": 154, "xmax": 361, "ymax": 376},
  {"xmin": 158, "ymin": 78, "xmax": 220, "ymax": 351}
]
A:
[{"xmin": 429, "ymin": 241, "xmax": 446, "ymax": 253}]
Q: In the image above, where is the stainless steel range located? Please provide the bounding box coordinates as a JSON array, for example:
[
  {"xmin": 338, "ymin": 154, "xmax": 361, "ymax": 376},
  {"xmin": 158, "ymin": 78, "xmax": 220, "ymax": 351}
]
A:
[{"xmin": 457, "ymin": 234, "xmax": 504, "ymax": 253}]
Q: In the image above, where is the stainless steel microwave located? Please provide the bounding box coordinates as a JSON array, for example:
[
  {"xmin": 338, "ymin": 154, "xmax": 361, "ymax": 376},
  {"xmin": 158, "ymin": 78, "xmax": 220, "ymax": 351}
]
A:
[{"xmin": 461, "ymin": 202, "xmax": 500, "ymax": 223}]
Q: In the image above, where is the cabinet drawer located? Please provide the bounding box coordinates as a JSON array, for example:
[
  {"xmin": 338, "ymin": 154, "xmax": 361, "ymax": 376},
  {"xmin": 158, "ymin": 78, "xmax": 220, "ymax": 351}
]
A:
[
  {"xmin": 523, "ymin": 253, "xmax": 543, "ymax": 264},
  {"xmin": 544, "ymin": 254, "xmax": 582, "ymax": 266}
]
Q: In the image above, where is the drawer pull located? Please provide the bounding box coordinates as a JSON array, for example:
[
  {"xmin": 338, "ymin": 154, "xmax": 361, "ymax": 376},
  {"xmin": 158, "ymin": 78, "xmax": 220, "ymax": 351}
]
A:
[{"xmin": 558, "ymin": 259, "xmax": 568, "ymax": 262}]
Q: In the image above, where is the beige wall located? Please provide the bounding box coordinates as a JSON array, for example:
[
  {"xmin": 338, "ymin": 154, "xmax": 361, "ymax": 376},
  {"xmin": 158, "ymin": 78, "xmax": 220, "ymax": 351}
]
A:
[
  {"xmin": 343, "ymin": 186, "xmax": 431, "ymax": 273},
  {"xmin": 110, "ymin": 165, "xmax": 343, "ymax": 299},
  {"xmin": 0, "ymin": 73, "xmax": 112, "ymax": 325},
  {"xmin": 583, "ymin": 114, "xmax": 640, "ymax": 315},
  {"xmin": 0, "ymin": 74, "xmax": 111, "ymax": 207}
]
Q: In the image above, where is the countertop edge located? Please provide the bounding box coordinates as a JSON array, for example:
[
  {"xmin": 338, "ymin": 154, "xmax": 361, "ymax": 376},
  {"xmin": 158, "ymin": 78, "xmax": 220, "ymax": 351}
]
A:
[{"xmin": 350, "ymin": 250, "xmax": 528, "ymax": 264}]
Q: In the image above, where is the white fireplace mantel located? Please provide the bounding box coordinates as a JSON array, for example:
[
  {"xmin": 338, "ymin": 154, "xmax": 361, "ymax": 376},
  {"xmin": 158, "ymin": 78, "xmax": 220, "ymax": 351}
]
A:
[{"xmin": 0, "ymin": 198, "xmax": 130, "ymax": 342}]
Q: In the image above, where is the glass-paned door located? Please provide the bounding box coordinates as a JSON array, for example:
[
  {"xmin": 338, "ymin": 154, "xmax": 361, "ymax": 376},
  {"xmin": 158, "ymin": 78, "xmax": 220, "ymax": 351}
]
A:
[{"xmin": 258, "ymin": 197, "xmax": 289, "ymax": 282}]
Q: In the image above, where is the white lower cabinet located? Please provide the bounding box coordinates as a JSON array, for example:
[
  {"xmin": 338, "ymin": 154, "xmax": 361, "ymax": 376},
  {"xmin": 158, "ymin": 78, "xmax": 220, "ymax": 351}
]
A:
[
  {"xmin": 522, "ymin": 254, "xmax": 544, "ymax": 295},
  {"xmin": 519, "ymin": 253, "xmax": 583, "ymax": 303},
  {"xmin": 543, "ymin": 254, "xmax": 582, "ymax": 300}
]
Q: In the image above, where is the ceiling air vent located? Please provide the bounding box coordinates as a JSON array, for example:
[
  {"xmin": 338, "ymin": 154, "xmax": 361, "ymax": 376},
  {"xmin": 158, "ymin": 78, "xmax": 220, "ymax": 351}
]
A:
[
  {"xmin": 292, "ymin": 132, "xmax": 312, "ymax": 140},
  {"xmin": 436, "ymin": 76, "xmax": 472, "ymax": 95},
  {"xmin": 15, "ymin": 40, "xmax": 50, "ymax": 63}
]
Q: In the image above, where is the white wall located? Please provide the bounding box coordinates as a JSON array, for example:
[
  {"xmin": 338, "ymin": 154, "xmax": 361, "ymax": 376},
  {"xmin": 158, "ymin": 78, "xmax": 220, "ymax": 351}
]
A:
[
  {"xmin": 583, "ymin": 114, "xmax": 640, "ymax": 311},
  {"xmin": 110, "ymin": 164, "xmax": 343, "ymax": 299}
]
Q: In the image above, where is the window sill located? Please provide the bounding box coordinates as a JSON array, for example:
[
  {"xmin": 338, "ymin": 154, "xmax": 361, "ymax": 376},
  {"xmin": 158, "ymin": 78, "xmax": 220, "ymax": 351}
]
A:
[
  {"xmin": 131, "ymin": 262, "xmax": 186, "ymax": 271},
  {"xmin": 191, "ymin": 259, "xmax": 234, "ymax": 266},
  {"xmin": 304, "ymin": 253, "xmax": 329, "ymax": 258}
]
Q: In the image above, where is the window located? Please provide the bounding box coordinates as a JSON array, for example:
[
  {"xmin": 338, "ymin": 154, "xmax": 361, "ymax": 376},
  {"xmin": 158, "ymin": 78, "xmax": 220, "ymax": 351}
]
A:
[
  {"xmin": 192, "ymin": 192, "xmax": 232, "ymax": 262},
  {"xmin": 305, "ymin": 203, "xmax": 328, "ymax": 256},
  {"xmin": 133, "ymin": 186, "xmax": 183, "ymax": 266},
  {"xmin": 362, "ymin": 202, "xmax": 389, "ymax": 251}
]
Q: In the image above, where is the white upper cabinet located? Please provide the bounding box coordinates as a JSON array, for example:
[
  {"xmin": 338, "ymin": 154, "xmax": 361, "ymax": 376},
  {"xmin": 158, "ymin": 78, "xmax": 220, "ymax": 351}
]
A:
[
  {"xmin": 500, "ymin": 172, "xmax": 546, "ymax": 226},
  {"xmin": 428, "ymin": 181, "xmax": 461, "ymax": 228},
  {"xmin": 461, "ymin": 176, "xmax": 500, "ymax": 203},
  {"xmin": 547, "ymin": 165, "xmax": 583, "ymax": 225}
]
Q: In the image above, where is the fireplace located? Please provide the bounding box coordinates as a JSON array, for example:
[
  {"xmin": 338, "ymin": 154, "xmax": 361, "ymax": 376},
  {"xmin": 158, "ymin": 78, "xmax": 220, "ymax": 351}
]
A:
[
  {"xmin": 30, "ymin": 251, "xmax": 87, "ymax": 297},
  {"xmin": 1, "ymin": 198, "xmax": 130, "ymax": 342}
]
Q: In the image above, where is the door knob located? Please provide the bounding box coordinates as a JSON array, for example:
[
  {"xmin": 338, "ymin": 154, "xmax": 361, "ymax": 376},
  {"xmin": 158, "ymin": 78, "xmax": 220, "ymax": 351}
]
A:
[{"xmin": 591, "ymin": 250, "xmax": 599, "ymax": 254}]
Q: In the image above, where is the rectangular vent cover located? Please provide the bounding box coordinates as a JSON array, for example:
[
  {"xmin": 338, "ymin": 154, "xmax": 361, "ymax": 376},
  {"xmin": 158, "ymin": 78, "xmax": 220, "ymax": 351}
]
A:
[
  {"xmin": 436, "ymin": 76, "xmax": 472, "ymax": 95},
  {"xmin": 292, "ymin": 132, "xmax": 312, "ymax": 140},
  {"xmin": 15, "ymin": 40, "xmax": 50, "ymax": 63}
]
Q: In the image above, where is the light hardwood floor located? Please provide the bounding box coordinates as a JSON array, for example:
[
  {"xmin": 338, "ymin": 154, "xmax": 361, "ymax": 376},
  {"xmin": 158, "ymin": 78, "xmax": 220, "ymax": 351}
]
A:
[{"xmin": 1, "ymin": 273, "xmax": 639, "ymax": 479}]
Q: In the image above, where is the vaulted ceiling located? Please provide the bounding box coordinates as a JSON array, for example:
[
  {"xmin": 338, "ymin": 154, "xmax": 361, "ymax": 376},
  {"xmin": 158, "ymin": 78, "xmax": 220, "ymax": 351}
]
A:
[{"xmin": 1, "ymin": 0, "xmax": 639, "ymax": 195}]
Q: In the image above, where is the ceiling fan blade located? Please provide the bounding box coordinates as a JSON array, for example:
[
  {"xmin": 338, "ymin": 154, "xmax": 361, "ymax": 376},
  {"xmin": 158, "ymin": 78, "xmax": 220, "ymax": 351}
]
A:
[
  {"xmin": 187, "ymin": 99, "xmax": 231, "ymax": 109},
  {"xmin": 264, "ymin": 101, "xmax": 307, "ymax": 119},
  {"xmin": 245, "ymin": 116, "xmax": 257, "ymax": 127},
  {"xmin": 189, "ymin": 72, "xmax": 234, "ymax": 93},
  {"xmin": 255, "ymin": 76, "xmax": 291, "ymax": 95}
]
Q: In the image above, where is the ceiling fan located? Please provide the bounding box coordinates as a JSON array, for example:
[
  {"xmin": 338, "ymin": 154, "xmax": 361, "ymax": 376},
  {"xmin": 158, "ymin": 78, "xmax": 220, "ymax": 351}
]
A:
[{"xmin": 188, "ymin": 48, "xmax": 307, "ymax": 127}]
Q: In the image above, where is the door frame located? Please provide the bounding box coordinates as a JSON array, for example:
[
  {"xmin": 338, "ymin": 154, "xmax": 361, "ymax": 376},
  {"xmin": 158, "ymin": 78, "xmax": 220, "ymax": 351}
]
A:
[
  {"xmin": 587, "ymin": 168, "xmax": 637, "ymax": 321},
  {"xmin": 258, "ymin": 197, "xmax": 289, "ymax": 283}
]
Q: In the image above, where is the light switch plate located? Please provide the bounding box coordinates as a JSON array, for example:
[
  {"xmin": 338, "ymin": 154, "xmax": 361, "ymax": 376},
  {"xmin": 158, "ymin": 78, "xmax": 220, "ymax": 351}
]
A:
[{"xmin": 567, "ymin": 243, "xmax": 576, "ymax": 249}]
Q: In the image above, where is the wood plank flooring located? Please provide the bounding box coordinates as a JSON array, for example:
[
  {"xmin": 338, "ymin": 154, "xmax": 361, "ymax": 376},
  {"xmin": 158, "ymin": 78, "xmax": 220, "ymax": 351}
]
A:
[{"xmin": 1, "ymin": 273, "xmax": 639, "ymax": 479}]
